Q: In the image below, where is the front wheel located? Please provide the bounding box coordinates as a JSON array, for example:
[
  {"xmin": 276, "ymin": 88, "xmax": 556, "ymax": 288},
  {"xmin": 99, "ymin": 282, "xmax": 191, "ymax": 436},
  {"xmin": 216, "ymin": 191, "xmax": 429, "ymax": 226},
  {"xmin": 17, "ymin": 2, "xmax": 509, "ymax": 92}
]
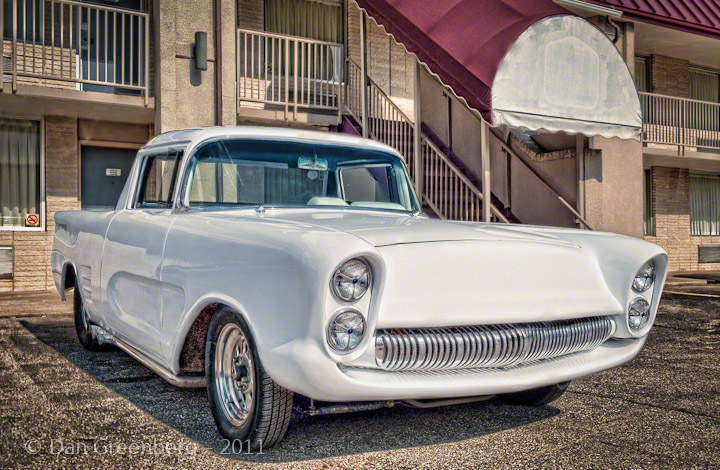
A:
[
  {"xmin": 500, "ymin": 382, "xmax": 570, "ymax": 406},
  {"xmin": 206, "ymin": 308, "xmax": 294, "ymax": 450}
]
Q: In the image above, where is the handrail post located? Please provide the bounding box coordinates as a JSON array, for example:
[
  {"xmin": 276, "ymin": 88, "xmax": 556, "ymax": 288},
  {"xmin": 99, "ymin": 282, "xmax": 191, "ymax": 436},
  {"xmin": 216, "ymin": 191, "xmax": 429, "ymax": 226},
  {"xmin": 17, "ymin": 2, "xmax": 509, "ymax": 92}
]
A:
[
  {"xmin": 0, "ymin": 0, "xmax": 3, "ymax": 93},
  {"xmin": 681, "ymin": 99, "xmax": 687, "ymax": 156},
  {"xmin": 284, "ymin": 37, "xmax": 289, "ymax": 120},
  {"xmin": 413, "ymin": 60, "xmax": 422, "ymax": 196},
  {"xmin": 359, "ymin": 9, "xmax": 368, "ymax": 138},
  {"xmin": 293, "ymin": 38, "xmax": 298, "ymax": 119},
  {"xmin": 576, "ymin": 133, "xmax": 585, "ymax": 228},
  {"xmin": 480, "ymin": 119, "xmax": 491, "ymax": 222},
  {"xmin": 12, "ymin": 0, "xmax": 17, "ymax": 93},
  {"xmin": 144, "ymin": 11, "xmax": 149, "ymax": 106}
]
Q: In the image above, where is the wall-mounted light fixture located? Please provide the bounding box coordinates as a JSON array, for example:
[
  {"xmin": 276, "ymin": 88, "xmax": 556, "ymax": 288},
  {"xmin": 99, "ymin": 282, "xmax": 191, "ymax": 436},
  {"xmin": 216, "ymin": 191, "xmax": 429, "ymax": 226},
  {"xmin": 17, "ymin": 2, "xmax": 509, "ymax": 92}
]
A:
[{"xmin": 194, "ymin": 31, "xmax": 208, "ymax": 71}]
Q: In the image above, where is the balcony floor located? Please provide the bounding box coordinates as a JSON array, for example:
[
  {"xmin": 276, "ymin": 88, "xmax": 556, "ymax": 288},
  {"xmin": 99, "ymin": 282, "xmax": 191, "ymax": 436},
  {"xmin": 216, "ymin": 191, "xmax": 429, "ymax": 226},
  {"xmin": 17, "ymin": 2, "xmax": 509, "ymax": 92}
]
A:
[{"xmin": 0, "ymin": 81, "xmax": 154, "ymax": 124}]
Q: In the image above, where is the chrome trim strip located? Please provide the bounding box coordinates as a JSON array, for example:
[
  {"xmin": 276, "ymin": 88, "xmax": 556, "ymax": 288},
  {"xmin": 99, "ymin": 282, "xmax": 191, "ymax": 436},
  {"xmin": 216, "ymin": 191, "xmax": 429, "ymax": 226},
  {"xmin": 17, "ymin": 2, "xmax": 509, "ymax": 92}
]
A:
[
  {"xmin": 88, "ymin": 325, "xmax": 206, "ymax": 388},
  {"xmin": 375, "ymin": 317, "xmax": 614, "ymax": 371}
]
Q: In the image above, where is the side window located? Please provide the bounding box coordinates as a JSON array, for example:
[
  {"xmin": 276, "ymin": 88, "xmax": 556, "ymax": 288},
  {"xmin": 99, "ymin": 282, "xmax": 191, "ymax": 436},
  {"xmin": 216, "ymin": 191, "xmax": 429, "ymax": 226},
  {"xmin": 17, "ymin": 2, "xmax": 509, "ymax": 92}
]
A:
[
  {"xmin": 137, "ymin": 152, "xmax": 182, "ymax": 208},
  {"xmin": 339, "ymin": 165, "xmax": 393, "ymax": 204}
]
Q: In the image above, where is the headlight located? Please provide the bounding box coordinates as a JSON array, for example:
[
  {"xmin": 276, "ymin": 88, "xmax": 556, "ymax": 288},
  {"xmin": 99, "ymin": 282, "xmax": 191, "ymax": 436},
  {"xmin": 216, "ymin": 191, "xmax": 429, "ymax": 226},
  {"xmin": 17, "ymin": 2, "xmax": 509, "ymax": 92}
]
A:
[
  {"xmin": 326, "ymin": 310, "xmax": 365, "ymax": 352},
  {"xmin": 331, "ymin": 258, "xmax": 371, "ymax": 302},
  {"xmin": 632, "ymin": 260, "xmax": 655, "ymax": 293},
  {"xmin": 628, "ymin": 297, "xmax": 650, "ymax": 330}
]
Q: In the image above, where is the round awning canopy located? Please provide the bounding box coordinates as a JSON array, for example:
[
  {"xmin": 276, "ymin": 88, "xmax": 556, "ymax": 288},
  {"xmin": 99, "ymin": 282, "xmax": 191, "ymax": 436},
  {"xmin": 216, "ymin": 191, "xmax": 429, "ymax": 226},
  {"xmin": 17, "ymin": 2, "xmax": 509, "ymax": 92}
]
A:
[
  {"xmin": 354, "ymin": 0, "xmax": 641, "ymax": 139},
  {"xmin": 491, "ymin": 15, "xmax": 641, "ymax": 140}
]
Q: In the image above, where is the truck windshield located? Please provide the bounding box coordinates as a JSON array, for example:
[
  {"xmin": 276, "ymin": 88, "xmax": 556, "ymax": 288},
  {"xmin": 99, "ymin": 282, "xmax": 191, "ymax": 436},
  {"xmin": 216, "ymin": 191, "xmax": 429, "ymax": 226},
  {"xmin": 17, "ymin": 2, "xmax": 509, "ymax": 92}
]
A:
[{"xmin": 182, "ymin": 140, "xmax": 420, "ymax": 212}]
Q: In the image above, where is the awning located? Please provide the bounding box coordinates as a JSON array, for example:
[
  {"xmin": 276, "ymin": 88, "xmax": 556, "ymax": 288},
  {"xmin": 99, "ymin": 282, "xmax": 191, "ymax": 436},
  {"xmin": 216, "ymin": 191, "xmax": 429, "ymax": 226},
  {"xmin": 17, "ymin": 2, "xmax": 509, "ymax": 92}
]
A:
[{"xmin": 354, "ymin": 0, "xmax": 641, "ymax": 140}]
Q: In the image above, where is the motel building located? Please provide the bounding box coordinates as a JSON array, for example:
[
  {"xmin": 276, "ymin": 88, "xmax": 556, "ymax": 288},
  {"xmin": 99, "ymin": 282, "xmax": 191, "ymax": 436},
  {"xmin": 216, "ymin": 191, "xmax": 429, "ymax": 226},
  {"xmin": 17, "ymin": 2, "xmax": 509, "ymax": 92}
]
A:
[{"xmin": 1, "ymin": 0, "xmax": 720, "ymax": 291}]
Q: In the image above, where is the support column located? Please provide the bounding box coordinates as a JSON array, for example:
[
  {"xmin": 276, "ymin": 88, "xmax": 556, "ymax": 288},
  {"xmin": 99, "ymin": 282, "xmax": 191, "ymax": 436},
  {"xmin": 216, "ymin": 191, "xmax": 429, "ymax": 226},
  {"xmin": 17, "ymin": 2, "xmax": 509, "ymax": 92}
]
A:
[
  {"xmin": 577, "ymin": 133, "xmax": 585, "ymax": 227},
  {"xmin": 219, "ymin": 0, "xmax": 238, "ymax": 125},
  {"xmin": 413, "ymin": 60, "xmax": 422, "ymax": 197},
  {"xmin": 480, "ymin": 119, "xmax": 491, "ymax": 222},
  {"xmin": 359, "ymin": 10, "xmax": 368, "ymax": 138}
]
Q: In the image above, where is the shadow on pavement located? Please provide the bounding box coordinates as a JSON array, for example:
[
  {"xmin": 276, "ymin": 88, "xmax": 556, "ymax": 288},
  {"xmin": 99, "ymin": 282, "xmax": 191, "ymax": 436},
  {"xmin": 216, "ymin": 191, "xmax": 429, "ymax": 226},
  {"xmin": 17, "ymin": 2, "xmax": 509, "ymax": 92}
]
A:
[{"xmin": 23, "ymin": 319, "xmax": 560, "ymax": 463}]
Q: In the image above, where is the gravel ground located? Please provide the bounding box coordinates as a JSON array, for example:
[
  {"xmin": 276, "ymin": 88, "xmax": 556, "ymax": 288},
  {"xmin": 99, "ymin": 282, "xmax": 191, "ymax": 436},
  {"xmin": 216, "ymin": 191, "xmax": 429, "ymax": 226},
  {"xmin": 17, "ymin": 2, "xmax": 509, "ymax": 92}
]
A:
[{"xmin": 0, "ymin": 288, "xmax": 718, "ymax": 469}]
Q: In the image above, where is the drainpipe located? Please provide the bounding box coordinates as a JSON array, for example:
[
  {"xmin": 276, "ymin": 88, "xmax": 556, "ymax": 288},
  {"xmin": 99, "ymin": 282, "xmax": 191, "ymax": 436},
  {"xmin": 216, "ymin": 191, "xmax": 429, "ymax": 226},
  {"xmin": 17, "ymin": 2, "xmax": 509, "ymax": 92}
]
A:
[{"xmin": 214, "ymin": 0, "xmax": 223, "ymax": 125}]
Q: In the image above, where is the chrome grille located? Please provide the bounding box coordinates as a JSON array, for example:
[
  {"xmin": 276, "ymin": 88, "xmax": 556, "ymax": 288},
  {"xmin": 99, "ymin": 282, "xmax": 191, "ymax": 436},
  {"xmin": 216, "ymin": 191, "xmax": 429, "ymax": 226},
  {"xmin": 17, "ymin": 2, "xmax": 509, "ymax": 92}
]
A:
[{"xmin": 374, "ymin": 316, "xmax": 614, "ymax": 371}]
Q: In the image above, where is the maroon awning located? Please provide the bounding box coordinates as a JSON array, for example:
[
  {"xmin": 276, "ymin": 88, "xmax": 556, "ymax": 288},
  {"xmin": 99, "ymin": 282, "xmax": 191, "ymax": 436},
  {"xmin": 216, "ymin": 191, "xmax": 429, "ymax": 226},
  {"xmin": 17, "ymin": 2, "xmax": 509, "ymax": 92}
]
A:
[
  {"xmin": 587, "ymin": 0, "xmax": 720, "ymax": 40},
  {"xmin": 353, "ymin": 0, "xmax": 569, "ymax": 122}
]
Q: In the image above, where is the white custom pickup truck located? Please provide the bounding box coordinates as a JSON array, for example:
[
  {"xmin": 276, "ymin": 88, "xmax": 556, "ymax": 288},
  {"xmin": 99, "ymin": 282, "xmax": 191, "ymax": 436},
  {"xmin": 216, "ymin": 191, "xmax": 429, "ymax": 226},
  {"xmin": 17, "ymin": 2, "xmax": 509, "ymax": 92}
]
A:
[{"xmin": 52, "ymin": 126, "xmax": 667, "ymax": 449}]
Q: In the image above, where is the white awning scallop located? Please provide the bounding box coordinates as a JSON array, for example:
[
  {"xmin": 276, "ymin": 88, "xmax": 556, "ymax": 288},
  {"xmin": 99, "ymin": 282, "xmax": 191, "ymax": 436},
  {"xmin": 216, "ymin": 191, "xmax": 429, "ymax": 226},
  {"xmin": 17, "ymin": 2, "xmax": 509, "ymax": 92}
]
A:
[{"xmin": 491, "ymin": 15, "xmax": 641, "ymax": 140}]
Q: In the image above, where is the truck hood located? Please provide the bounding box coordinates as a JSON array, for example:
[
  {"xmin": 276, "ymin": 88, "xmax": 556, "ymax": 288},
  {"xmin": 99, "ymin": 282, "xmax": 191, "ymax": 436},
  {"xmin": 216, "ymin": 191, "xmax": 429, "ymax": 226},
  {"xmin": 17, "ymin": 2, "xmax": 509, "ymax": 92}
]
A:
[{"xmin": 252, "ymin": 209, "xmax": 579, "ymax": 248}]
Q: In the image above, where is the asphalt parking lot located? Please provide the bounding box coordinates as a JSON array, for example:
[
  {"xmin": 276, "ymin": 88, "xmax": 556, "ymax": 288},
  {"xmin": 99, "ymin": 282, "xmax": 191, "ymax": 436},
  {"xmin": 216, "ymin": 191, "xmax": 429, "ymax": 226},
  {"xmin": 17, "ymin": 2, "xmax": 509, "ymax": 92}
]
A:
[{"xmin": 0, "ymin": 288, "xmax": 718, "ymax": 469}]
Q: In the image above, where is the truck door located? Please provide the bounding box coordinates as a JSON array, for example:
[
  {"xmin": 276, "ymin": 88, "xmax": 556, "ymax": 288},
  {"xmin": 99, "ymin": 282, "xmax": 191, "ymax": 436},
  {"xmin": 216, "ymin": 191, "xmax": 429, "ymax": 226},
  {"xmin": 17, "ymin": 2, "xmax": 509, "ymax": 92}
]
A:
[{"xmin": 100, "ymin": 150, "xmax": 181, "ymax": 362}]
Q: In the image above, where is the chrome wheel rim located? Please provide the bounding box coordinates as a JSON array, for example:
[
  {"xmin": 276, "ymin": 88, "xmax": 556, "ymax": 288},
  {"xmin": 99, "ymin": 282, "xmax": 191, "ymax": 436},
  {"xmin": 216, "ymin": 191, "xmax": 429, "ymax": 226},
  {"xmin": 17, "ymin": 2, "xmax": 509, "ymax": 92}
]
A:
[{"xmin": 215, "ymin": 323, "xmax": 255, "ymax": 427}]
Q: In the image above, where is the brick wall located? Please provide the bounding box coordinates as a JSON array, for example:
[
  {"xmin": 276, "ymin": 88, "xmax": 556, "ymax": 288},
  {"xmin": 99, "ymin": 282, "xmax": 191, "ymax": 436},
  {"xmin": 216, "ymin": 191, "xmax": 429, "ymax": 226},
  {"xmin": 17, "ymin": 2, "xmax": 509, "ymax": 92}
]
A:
[
  {"xmin": 651, "ymin": 55, "xmax": 690, "ymax": 98},
  {"xmin": 644, "ymin": 166, "xmax": 720, "ymax": 272},
  {"xmin": 0, "ymin": 116, "xmax": 79, "ymax": 292},
  {"xmin": 238, "ymin": 0, "xmax": 264, "ymax": 30}
]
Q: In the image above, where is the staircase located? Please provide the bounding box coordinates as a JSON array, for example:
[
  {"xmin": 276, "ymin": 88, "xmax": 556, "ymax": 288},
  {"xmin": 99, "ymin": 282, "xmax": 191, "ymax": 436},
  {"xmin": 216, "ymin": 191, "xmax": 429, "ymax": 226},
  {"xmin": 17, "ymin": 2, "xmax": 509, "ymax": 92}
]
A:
[{"xmin": 342, "ymin": 59, "xmax": 514, "ymax": 224}]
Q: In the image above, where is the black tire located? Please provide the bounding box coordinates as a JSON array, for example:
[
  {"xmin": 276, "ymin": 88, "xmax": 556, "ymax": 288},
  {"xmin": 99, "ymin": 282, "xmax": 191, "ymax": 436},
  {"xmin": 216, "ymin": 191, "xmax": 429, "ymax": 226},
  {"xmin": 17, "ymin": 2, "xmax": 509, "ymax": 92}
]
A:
[
  {"xmin": 73, "ymin": 287, "xmax": 112, "ymax": 352},
  {"xmin": 206, "ymin": 308, "xmax": 293, "ymax": 450},
  {"xmin": 501, "ymin": 381, "xmax": 570, "ymax": 406}
]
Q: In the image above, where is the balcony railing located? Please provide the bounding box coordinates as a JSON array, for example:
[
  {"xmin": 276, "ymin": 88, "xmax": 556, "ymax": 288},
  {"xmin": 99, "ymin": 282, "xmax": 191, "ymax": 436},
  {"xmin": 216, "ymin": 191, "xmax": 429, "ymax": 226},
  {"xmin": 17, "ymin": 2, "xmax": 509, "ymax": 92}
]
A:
[
  {"xmin": 237, "ymin": 29, "xmax": 343, "ymax": 120},
  {"xmin": 1, "ymin": 0, "xmax": 149, "ymax": 100},
  {"xmin": 640, "ymin": 92, "xmax": 720, "ymax": 153}
]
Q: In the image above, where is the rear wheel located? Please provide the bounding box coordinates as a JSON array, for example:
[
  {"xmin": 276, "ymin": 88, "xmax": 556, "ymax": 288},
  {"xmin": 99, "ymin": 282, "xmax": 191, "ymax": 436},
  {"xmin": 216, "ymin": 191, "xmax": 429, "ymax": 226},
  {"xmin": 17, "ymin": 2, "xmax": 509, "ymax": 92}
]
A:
[
  {"xmin": 501, "ymin": 382, "xmax": 570, "ymax": 406},
  {"xmin": 73, "ymin": 287, "xmax": 112, "ymax": 352},
  {"xmin": 206, "ymin": 308, "xmax": 293, "ymax": 450}
]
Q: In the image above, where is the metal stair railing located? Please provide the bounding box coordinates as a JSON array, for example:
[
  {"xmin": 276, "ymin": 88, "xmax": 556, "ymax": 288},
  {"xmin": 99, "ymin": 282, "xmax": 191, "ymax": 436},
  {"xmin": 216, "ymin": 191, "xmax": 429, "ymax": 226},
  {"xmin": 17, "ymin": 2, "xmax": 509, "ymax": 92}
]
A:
[
  {"xmin": 345, "ymin": 58, "xmax": 509, "ymax": 223},
  {"xmin": 492, "ymin": 133, "xmax": 593, "ymax": 230}
]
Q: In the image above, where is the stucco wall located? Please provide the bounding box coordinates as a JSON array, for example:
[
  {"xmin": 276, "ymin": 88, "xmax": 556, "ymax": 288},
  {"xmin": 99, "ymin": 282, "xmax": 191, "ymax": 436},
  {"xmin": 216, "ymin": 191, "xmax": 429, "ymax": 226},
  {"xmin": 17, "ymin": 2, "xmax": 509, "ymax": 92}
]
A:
[
  {"xmin": 585, "ymin": 136, "xmax": 644, "ymax": 238},
  {"xmin": 155, "ymin": 0, "xmax": 237, "ymax": 132}
]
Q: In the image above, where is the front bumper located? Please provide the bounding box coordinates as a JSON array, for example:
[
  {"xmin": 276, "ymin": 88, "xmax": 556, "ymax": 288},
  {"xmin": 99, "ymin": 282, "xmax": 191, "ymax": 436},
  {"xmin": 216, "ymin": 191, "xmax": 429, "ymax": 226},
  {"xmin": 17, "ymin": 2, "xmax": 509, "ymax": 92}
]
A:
[{"xmin": 262, "ymin": 335, "xmax": 647, "ymax": 402}]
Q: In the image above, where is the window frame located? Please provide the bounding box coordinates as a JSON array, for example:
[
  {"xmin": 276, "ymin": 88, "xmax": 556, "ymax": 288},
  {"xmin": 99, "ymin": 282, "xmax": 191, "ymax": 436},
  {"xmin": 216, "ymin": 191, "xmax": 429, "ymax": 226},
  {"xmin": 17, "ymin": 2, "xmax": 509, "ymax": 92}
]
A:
[
  {"xmin": 689, "ymin": 172, "xmax": 720, "ymax": 237},
  {"xmin": 132, "ymin": 150, "xmax": 182, "ymax": 209},
  {"xmin": 0, "ymin": 115, "xmax": 45, "ymax": 231},
  {"xmin": 175, "ymin": 139, "xmax": 421, "ymax": 214}
]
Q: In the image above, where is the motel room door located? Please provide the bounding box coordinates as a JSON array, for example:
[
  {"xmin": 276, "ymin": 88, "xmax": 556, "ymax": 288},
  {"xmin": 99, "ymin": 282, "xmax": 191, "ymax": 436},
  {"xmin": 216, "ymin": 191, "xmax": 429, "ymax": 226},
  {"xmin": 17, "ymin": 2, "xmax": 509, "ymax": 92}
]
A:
[{"xmin": 81, "ymin": 146, "xmax": 137, "ymax": 210}]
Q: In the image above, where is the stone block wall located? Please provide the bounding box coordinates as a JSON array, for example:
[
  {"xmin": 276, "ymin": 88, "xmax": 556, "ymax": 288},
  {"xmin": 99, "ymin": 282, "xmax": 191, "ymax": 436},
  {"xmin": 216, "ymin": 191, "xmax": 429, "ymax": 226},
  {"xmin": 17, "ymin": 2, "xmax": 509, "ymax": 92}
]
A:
[
  {"xmin": 347, "ymin": 1, "xmax": 415, "ymax": 118},
  {"xmin": 2, "ymin": 41, "xmax": 77, "ymax": 90},
  {"xmin": 0, "ymin": 116, "xmax": 80, "ymax": 293}
]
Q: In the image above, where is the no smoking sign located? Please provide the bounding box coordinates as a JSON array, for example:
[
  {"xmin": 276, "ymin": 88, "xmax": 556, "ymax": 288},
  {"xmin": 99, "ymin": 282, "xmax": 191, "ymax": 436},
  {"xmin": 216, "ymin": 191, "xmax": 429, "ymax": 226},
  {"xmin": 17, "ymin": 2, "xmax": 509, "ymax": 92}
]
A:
[{"xmin": 26, "ymin": 214, "xmax": 39, "ymax": 227}]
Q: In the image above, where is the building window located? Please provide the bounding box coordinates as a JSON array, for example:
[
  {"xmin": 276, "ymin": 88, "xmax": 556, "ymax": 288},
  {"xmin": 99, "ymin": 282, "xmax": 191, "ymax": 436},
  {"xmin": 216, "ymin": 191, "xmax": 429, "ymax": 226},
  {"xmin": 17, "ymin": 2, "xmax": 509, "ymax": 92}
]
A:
[
  {"xmin": 644, "ymin": 169, "xmax": 654, "ymax": 236},
  {"xmin": 634, "ymin": 56, "xmax": 651, "ymax": 93},
  {"xmin": 264, "ymin": 0, "xmax": 343, "ymax": 43},
  {"xmin": 2, "ymin": 0, "xmax": 43, "ymax": 43},
  {"xmin": 0, "ymin": 117, "xmax": 43, "ymax": 229},
  {"xmin": 690, "ymin": 174, "xmax": 720, "ymax": 236},
  {"xmin": 690, "ymin": 68, "xmax": 720, "ymax": 103}
]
